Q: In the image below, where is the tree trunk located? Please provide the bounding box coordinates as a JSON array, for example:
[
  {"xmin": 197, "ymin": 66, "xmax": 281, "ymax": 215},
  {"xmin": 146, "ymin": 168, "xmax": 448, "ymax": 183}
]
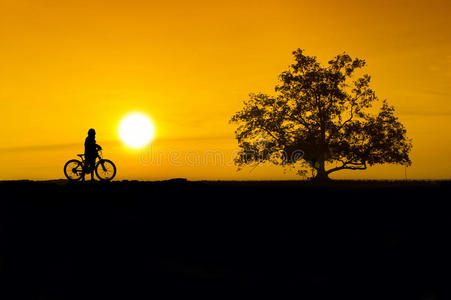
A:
[
  {"xmin": 315, "ymin": 110, "xmax": 331, "ymax": 181},
  {"xmin": 313, "ymin": 160, "xmax": 330, "ymax": 181}
]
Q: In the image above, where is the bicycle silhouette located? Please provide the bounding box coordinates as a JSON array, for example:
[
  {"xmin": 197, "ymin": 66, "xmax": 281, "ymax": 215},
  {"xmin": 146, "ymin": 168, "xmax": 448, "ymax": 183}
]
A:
[{"xmin": 64, "ymin": 150, "xmax": 116, "ymax": 181}]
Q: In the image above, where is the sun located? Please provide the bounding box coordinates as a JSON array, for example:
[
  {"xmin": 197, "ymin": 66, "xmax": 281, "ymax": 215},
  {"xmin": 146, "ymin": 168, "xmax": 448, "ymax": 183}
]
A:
[{"xmin": 119, "ymin": 112, "xmax": 155, "ymax": 149}]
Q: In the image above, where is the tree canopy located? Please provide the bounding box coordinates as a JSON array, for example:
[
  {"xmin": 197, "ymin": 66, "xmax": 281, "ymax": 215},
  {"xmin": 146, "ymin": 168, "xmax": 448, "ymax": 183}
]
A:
[{"xmin": 230, "ymin": 49, "xmax": 412, "ymax": 180}]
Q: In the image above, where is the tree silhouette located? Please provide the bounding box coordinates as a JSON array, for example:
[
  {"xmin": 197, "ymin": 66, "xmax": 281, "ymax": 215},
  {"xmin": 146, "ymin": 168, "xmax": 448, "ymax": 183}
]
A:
[{"xmin": 230, "ymin": 49, "xmax": 412, "ymax": 180}]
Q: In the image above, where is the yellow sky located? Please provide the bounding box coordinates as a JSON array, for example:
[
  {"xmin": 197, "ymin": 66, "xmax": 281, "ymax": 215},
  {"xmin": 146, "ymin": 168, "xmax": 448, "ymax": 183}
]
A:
[{"xmin": 1, "ymin": 0, "xmax": 450, "ymax": 180}]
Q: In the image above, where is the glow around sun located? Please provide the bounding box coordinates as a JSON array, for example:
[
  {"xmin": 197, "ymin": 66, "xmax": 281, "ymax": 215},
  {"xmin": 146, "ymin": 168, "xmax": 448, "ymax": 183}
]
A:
[{"xmin": 119, "ymin": 112, "xmax": 155, "ymax": 149}]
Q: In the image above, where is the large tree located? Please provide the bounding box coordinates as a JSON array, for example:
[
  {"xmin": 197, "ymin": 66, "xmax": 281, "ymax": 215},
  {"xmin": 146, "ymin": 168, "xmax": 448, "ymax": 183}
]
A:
[{"xmin": 230, "ymin": 49, "xmax": 412, "ymax": 180}]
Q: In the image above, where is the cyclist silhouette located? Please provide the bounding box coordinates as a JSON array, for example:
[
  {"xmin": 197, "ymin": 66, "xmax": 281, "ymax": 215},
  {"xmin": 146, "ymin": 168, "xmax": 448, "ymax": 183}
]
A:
[
  {"xmin": 85, "ymin": 128, "xmax": 102, "ymax": 181},
  {"xmin": 64, "ymin": 131, "xmax": 116, "ymax": 181}
]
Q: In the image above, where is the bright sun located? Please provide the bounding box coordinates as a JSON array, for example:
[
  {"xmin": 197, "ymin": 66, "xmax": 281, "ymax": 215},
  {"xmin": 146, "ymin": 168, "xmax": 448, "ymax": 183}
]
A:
[{"xmin": 119, "ymin": 112, "xmax": 155, "ymax": 149}]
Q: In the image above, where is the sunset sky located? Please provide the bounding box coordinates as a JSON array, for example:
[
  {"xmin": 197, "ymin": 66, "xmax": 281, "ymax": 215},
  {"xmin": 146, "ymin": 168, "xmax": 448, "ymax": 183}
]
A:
[{"xmin": 1, "ymin": 0, "xmax": 450, "ymax": 180}]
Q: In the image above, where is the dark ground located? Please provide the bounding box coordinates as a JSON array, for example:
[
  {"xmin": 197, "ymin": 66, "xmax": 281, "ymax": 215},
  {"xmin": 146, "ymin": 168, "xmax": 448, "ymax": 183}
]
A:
[{"xmin": 0, "ymin": 179, "xmax": 450, "ymax": 299}]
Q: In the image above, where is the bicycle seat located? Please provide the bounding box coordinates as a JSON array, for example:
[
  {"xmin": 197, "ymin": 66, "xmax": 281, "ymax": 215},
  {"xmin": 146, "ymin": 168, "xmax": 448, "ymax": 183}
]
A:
[{"xmin": 77, "ymin": 154, "xmax": 85, "ymax": 158}]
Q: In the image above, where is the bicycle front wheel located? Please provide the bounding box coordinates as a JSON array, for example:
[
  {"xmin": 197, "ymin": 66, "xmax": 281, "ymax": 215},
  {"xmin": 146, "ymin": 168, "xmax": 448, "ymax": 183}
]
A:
[
  {"xmin": 64, "ymin": 159, "xmax": 84, "ymax": 181},
  {"xmin": 95, "ymin": 159, "xmax": 116, "ymax": 181}
]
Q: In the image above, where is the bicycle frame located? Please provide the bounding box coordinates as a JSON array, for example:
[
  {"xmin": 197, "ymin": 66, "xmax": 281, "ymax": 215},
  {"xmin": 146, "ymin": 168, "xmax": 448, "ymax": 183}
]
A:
[{"xmin": 76, "ymin": 150, "xmax": 105, "ymax": 174}]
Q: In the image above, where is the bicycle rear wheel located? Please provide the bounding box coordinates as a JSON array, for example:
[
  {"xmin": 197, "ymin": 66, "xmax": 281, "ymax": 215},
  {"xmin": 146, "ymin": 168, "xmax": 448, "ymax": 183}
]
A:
[
  {"xmin": 64, "ymin": 159, "xmax": 84, "ymax": 181},
  {"xmin": 95, "ymin": 159, "xmax": 116, "ymax": 181}
]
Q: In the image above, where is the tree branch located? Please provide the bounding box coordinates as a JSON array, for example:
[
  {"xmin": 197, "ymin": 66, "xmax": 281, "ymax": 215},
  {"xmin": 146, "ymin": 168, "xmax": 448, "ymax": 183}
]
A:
[
  {"xmin": 292, "ymin": 114, "xmax": 312, "ymax": 132},
  {"xmin": 336, "ymin": 94, "xmax": 362, "ymax": 132},
  {"xmin": 259, "ymin": 126, "xmax": 280, "ymax": 144},
  {"xmin": 326, "ymin": 160, "xmax": 367, "ymax": 174}
]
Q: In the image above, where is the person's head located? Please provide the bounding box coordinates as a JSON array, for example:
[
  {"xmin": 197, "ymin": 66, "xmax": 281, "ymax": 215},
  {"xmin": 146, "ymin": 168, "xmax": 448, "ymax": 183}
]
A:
[{"xmin": 88, "ymin": 128, "xmax": 96, "ymax": 137}]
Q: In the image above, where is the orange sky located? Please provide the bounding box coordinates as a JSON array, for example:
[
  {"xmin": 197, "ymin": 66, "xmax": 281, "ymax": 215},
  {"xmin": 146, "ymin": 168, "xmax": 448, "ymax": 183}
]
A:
[{"xmin": 1, "ymin": 0, "xmax": 450, "ymax": 180}]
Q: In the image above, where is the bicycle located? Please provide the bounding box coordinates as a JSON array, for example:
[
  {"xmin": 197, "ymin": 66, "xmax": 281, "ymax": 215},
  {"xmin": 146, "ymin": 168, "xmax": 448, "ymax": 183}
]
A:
[{"xmin": 64, "ymin": 150, "xmax": 116, "ymax": 181}]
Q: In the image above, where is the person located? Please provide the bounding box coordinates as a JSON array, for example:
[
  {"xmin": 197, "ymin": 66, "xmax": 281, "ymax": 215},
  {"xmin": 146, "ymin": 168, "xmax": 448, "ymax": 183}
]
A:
[{"xmin": 84, "ymin": 128, "xmax": 102, "ymax": 181}]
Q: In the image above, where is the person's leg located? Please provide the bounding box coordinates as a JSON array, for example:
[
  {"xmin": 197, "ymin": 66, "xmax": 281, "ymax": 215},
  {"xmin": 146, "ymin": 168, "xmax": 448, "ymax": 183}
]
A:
[
  {"xmin": 86, "ymin": 156, "xmax": 96, "ymax": 181},
  {"xmin": 89, "ymin": 157, "xmax": 96, "ymax": 181}
]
